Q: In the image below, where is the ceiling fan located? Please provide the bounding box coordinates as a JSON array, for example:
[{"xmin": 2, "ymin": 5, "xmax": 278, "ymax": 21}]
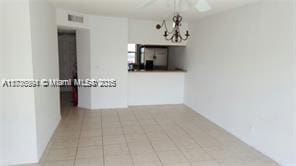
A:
[{"xmin": 137, "ymin": 0, "xmax": 212, "ymax": 13}]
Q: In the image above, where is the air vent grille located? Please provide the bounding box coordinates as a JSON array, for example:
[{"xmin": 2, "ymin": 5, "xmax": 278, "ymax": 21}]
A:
[{"xmin": 68, "ymin": 14, "xmax": 84, "ymax": 23}]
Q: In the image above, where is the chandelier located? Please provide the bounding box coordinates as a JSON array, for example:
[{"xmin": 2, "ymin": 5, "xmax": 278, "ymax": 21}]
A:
[
  {"xmin": 155, "ymin": 0, "xmax": 190, "ymax": 43},
  {"xmin": 156, "ymin": 14, "xmax": 190, "ymax": 43}
]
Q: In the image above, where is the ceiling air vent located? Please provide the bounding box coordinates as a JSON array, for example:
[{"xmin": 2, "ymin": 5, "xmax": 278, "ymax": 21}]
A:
[{"xmin": 68, "ymin": 14, "xmax": 84, "ymax": 23}]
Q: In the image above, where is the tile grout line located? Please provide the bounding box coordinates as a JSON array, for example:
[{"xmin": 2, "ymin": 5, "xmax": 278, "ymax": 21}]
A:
[
  {"xmin": 43, "ymin": 107, "xmax": 71, "ymax": 164},
  {"xmin": 73, "ymin": 108, "xmax": 86, "ymax": 166},
  {"xmin": 45, "ymin": 107, "xmax": 83, "ymax": 165},
  {"xmin": 174, "ymin": 120, "xmax": 220, "ymax": 164},
  {"xmin": 130, "ymin": 107, "xmax": 165, "ymax": 166},
  {"xmin": 100, "ymin": 110, "xmax": 106, "ymax": 166},
  {"xmin": 116, "ymin": 108, "xmax": 136, "ymax": 166},
  {"xmin": 147, "ymin": 109, "xmax": 193, "ymax": 166},
  {"xmin": 29, "ymin": 105, "xmax": 276, "ymax": 166}
]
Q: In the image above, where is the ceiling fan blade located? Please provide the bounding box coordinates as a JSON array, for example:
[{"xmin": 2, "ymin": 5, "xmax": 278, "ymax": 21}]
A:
[
  {"xmin": 136, "ymin": 0, "xmax": 158, "ymax": 9},
  {"xmin": 194, "ymin": 0, "xmax": 211, "ymax": 12}
]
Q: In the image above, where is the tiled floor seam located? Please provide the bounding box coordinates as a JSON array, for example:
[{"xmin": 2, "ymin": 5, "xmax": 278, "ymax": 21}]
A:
[
  {"xmin": 148, "ymin": 111, "xmax": 194, "ymax": 166},
  {"xmin": 24, "ymin": 105, "xmax": 279, "ymax": 166},
  {"xmin": 175, "ymin": 121, "xmax": 222, "ymax": 164},
  {"xmin": 100, "ymin": 110, "xmax": 106, "ymax": 166},
  {"xmin": 116, "ymin": 109, "xmax": 136, "ymax": 166},
  {"xmin": 73, "ymin": 109, "xmax": 85, "ymax": 166},
  {"xmin": 130, "ymin": 108, "xmax": 165, "ymax": 166}
]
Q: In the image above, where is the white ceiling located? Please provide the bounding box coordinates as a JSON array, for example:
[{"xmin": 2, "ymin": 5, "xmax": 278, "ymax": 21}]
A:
[{"xmin": 49, "ymin": 0, "xmax": 262, "ymax": 21}]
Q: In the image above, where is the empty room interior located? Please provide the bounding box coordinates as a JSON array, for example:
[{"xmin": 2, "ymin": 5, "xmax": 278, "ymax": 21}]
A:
[{"xmin": 0, "ymin": 0, "xmax": 296, "ymax": 166}]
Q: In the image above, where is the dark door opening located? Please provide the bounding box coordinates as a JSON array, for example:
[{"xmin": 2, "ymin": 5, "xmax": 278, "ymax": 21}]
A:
[{"xmin": 58, "ymin": 29, "xmax": 78, "ymax": 109}]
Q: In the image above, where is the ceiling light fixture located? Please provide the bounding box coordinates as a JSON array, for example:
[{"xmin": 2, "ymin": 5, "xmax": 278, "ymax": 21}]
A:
[{"xmin": 156, "ymin": 0, "xmax": 190, "ymax": 43}]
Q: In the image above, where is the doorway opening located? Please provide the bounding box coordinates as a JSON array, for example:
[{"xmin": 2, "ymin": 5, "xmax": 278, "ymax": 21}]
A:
[{"xmin": 58, "ymin": 29, "xmax": 78, "ymax": 109}]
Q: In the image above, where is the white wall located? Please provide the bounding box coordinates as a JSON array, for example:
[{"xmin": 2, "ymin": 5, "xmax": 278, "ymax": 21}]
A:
[
  {"xmin": 184, "ymin": 1, "xmax": 296, "ymax": 166},
  {"xmin": 128, "ymin": 72, "xmax": 185, "ymax": 106},
  {"xmin": 1, "ymin": 0, "xmax": 60, "ymax": 165},
  {"xmin": 56, "ymin": 8, "xmax": 90, "ymax": 29},
  {"xmin": 0, "ymin": 58, "xmax": 3, "ymax": 165},
  {"xmin": 56, "ymin": 10, "xmax": 129, "ymax": 109},
  {"xmin": 128, "ymin": 19, "xmax": 188, "ymax": 46},
  {"xmin": 1, "ymin": 0, "xmax": 38, "ymax": 165},
  {"xmin": 293, "ymin": 3, "xmax": 296, "ymax": 161},
  {"xmin": 90, "ymin": 16, "xmax": 128, "ymax": 109},
  {"xmin": 56, "ymin": 9, "xmax": 192, "ymax": 109},
  {"xmin": 76, "ymin": 29, "xmax": 92, "ymax": 108},
  {"xmin": 29, "ymin": 0, "xmax": 61, "ymax": 159},
  {"xmin": 293, "ymin": 24, "xmax": 296, "ymax": 163},
  {"xmin": 0, "ymin": 1, "xmax": 4, "ymax": 164}
]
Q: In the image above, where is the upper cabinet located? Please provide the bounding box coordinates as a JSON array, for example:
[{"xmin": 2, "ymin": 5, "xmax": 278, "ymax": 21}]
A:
[{"xmin": 128, "ymin": 19, "xmax": 188, "ymax": 46}]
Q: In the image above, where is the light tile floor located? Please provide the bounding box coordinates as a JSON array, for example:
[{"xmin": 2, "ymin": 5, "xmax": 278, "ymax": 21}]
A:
[{"xmin": 24, "ymin": 105, "xmax": 279, "ymax": 166}]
